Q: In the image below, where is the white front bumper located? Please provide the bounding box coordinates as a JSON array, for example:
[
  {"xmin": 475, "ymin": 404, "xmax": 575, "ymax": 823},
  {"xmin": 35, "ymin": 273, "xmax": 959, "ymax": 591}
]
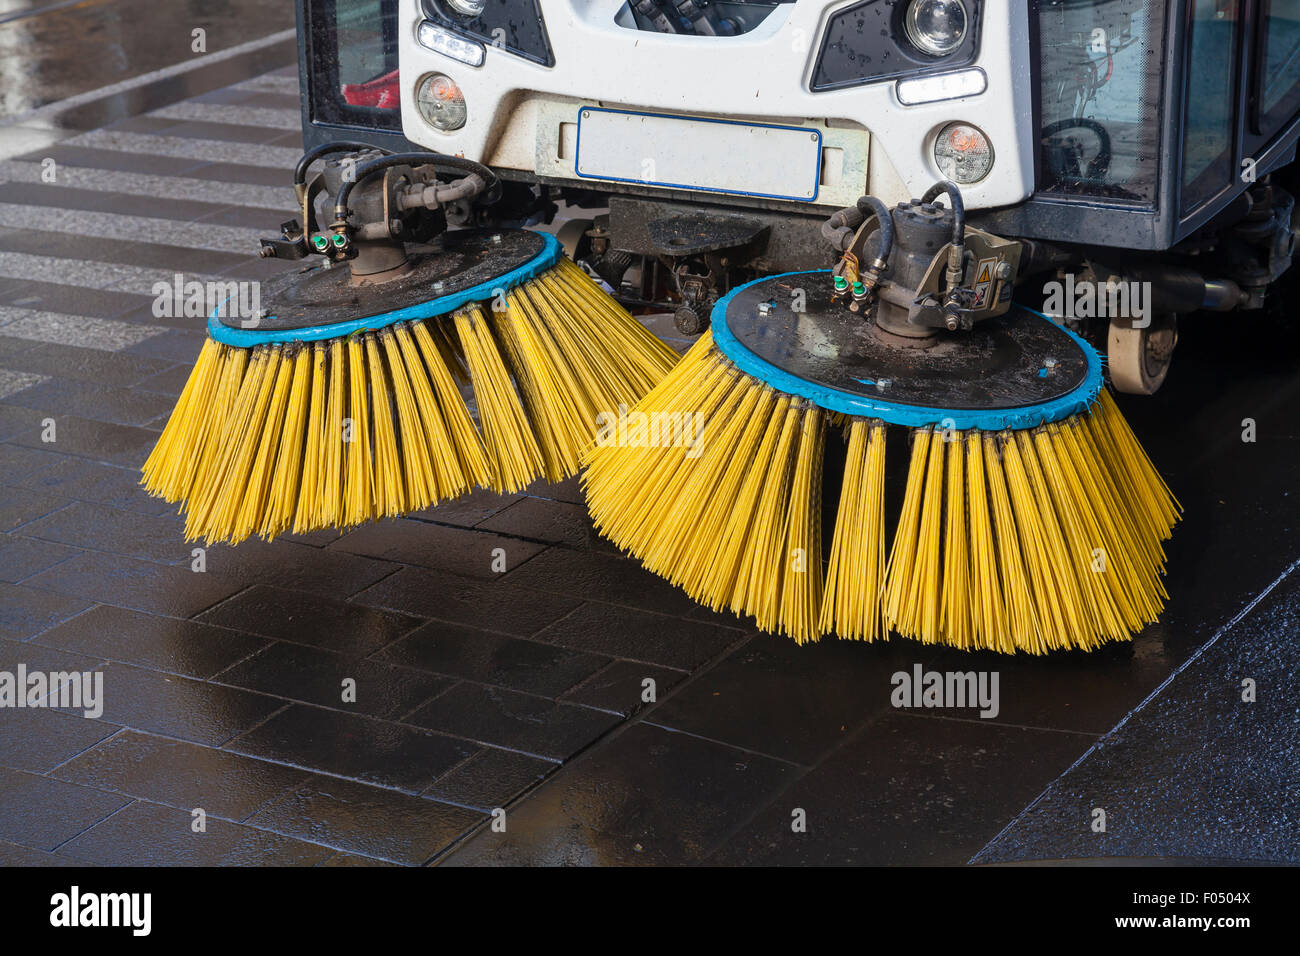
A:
[{"xmin": 398, "ymin": 0, "xmax": 1034, "ymax": 210}]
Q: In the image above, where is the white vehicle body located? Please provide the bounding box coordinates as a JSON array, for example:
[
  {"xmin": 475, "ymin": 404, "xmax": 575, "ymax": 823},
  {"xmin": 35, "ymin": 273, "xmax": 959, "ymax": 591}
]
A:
[{"xmin": 397, "ymin": 0, "xmax": 1033, "ymax": 211}]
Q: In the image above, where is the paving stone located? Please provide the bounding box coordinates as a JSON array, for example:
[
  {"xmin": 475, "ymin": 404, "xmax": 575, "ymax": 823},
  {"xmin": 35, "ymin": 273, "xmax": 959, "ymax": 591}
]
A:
[
  {"xmin": 424, "ymin": 748, "xmax": 556, "ymax": 812},
  {"xmin": 217, "ymin": 641, "xmax": 454, "ymax": 719},
  {"xmin": 227, "ymin": 704, "xmax": 476, "ymax": 794},
  {"xmin": 0, "ymin": 486, "xmax": 70, "ymax": 531},
  {"xmin": 53, "ymin": 730, "xmax": 308, "ymax": 822},
  {"xmin": 708, "ymin": 712, "xmax": 1093, "ymax": 866},
  {"xmin": 0, "ymin": 841, "xmax": 90, "ymax": 866},
  {"xmin": 15, "ymin": 456, "xmax": 174, "ymax": 516},
  {"xmin": 440, "ymin": 722, "xmax": 795, "ymax": 866},
  {"xmin": 58, "ymin": 800, "xmax": 333, "ymax": 866},
  {"xmin": 533, "ymin": 601, "xmax": 745, "ymax": 671},
  {"xmin": 477, "ymin": 495, "xmax": 595, "ymax": 548},
  {"xmin": 504, "ymin": 548, "xmax": 702, "ymax": 616},
  {"xmin": 35, "ymin": 604, "xmax": 268, "ymax": 679},
  {"xmin": 374, "ymin": 620, "xmax": 608, "ymax": 698},
  {"xmin": 648, "ymin": 633, "xmax": 948, "ymax": 765},
  {"xmin": 0, "ymin": 443, "xmax": 60, "ymax": 483},
  {"xmin": 197, "ymin": 584, "xmax": 420, "ymax": 657},
  {"xmin": 329, "ymin": 517, "xmax": 547, "ymax": 580},
  {"xmin": 560, "ymin": 661, "xmax": 688, "ymax": 717},
  {"xmin": 352, "ymin": 566, "xmax": 582, "ymax": 639},
  {"xmin": 0, "ymin": 533, "xmax": 79, "ymax": 582},
  {"xmin": 404, "ymin": 683, "xmax": 621, "ymax": 762},
  {"xmin": 406, "ymin": 487, "xmax": 522, "ymax": 527},
  {"xmin": 0, "ymin": 581, "xmax": 93, "ymax": 639},
  {"xmin": 5, "ymin": 408, "xmax": 161, "ymax": 467},
  {"xmin": 23, "ymin": 551, "xmax": 246, "ymax": 618},
  {"xmin": 19, "ymin": 499, "xmax": 189, "ymax": 565},
  {"xmin": 0, "ymin": 768, "xmax": 130, "ymax": 851},
  {"xmin": 51, "ymin": 660, "xmax": 284, "ymax": 746},
  {"xmin": 248, "ymin": 775, "xmax": 483, "ymax": 866},
  {"xmin": 0, "ymin": 281, "xmax": 150, "ymax": 322},
  {"xmin": 0, "ymin": 706, "xmax": 118, "ymax": 774},
  {"xmin": 208, "ymin": 538, "xmax": 399, "ymax": 599},
  {"xmin": 2, "ymin": 377, "xmax": 175, "ymax": 427}
]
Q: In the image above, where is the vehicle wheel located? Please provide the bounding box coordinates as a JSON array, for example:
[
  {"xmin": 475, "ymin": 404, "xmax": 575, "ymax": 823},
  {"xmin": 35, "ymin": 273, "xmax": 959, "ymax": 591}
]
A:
[
  {"xmin": 556, "ymin": 218, "xmax": 594, "ymax": 260},
  {"xmin": 1108, "ymin": 313, "xmax": 1178, "ymax": 395},
  {"xmin": 674, "ymin": 304, "xmax": 707, "ymax": 335}
]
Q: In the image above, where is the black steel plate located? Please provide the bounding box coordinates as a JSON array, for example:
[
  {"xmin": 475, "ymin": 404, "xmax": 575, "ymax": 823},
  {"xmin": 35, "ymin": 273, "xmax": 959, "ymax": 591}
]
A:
[
  {"xmin": 223, "ymin": 228, "xmax": 546, "ymax": 331},
  {"xmin": 723, "ymin": 275, "xmax": 1090, "ymax": 412}
]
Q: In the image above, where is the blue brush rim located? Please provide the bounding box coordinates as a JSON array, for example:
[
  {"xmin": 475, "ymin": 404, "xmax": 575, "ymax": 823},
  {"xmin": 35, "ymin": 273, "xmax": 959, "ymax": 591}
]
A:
[
  {"xmin": 710, "ymin": 270, "xmax": 1104, "ymax": 431},
  {"xmin": 207, "ymin": 231, "xmax": 563, "ymax": 347}
]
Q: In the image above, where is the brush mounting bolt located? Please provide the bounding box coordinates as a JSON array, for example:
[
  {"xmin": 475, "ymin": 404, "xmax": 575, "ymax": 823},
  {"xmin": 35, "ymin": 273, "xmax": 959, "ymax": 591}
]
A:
[
  {"xmin": 876, "ymin": 378, "xmax": 892, "ymax": 390},
  {"xmin": 757, "ymin": 301, "xmax": 774, "ymax": 316},
  {"xmin": 1044, "ymin": 357, "xmax": 1059, "ymax": 369}
]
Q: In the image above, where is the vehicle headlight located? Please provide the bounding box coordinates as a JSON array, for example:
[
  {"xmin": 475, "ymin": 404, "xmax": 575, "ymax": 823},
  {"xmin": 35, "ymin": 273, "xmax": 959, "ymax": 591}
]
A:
[
  {"xmin": 415, "ymin": 73, "xmax": 467, "ymax": 132},
  {"xmin": 933, "ymin": 122, "xmax": 992, "ymax": 183},
  {"xmin": 904, "ymin": 0, "xmax": 968, "ymax": 57},
  {"xmin": 444, "ymin": 0, "xmax": 485, "ymax": 16}
]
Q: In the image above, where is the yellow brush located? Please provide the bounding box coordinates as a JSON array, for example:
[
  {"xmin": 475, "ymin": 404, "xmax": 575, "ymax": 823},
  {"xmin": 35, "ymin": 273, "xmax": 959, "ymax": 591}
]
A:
[
  {"xmin": 144, "ymin": 236, "xmax": 676, "ymax": 545},
  {"xmin": 583, "ymin": 273, "xmax": 1180, "ymax": 655}
]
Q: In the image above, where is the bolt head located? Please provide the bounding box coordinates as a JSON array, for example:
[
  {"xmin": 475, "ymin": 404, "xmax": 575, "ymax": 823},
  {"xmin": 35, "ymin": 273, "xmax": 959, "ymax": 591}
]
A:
[
  {"xmin": 1045, "ymin": 357, "xmax": 1059, "ymax": 369},
  {"xmin": 876, "ymin": 378, "xmax": 891, "ymax": 389}
]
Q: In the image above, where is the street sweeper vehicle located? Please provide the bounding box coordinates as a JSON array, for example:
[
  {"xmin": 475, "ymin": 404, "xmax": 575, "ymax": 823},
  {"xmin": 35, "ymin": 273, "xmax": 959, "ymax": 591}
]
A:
[{"xmin": 144, "ymin": 0, "xmax": 1300, "ymax": 654}]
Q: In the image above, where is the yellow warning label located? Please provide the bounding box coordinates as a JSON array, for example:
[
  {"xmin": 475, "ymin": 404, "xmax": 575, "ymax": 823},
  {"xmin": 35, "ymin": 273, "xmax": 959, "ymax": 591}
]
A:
[{"xmin": 978, "ymin": 263, "xmax": 992, "ymax": 283}]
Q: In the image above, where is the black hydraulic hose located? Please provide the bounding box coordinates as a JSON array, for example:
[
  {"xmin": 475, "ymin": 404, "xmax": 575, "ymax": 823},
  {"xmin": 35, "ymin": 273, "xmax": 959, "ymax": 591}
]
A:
[
  {"xmin": 855, "ymin": 195, "xmax": 895, "ymax": 265},
  {"xmin": 332, "ymin": 152, "xmax": 500, "ymax": 223},
  {"xmin": 921, "ymin": 181, "xmax": 966, "ymax": 246},
  {"xmin": 293, "ymin": 142, "xmax": 390, "ymax": 186}
]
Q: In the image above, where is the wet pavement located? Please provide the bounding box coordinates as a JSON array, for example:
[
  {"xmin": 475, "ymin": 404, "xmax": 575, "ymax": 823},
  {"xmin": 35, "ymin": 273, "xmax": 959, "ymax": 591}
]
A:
[{"xmin": 0, "ymin": 43, "xmax": 1298, "ymax": 866}]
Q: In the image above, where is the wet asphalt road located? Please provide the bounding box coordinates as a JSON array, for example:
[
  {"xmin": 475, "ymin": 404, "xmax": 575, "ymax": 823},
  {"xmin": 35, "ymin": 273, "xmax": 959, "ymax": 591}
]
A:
[
  {"xmin": 0, "ymin": 3, "xmax": 1296, "ymax": 866},
  {"xmin": 0, "ymin": 0, "xmax": 293, "ymax": 115}
]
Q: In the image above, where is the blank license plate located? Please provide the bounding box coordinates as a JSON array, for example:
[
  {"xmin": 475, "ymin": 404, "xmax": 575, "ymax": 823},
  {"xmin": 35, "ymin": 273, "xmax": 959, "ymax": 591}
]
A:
[{"xmin": 574, "ymin": 108, "xmax": 822, "ymax": 202}]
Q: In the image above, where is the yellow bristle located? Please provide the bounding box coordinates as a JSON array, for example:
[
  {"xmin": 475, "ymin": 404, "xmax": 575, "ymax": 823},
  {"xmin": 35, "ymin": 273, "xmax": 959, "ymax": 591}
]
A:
[
  {"xmin": 965, "ymin": 432, "xmax": 1006, "ymax": 650},
  {"xmin": 453, "ymin": 306, "xmax": 544, "ymax": 492},
  {"xmin": 365, "ymin": 334, "xmax": 404, "ymax": 518},
  {"xmin": 820, "ymin": 419, "xmax": 886, "ymax": 641},
  {"xmin": 142, "ymin": 337, "xmax": 224, "ymax": 500},
  {"xmin": 883, "ymin": 427, "xmax": 932, "ymax": 635},
  {"xmin": 264, "ymin": 346, "xmax": 312, "ymax": 539},
  {"xmin": 780, "ymin": 405, "xmax": 825, "ymax": 644},
  {"xmin": 739, "ymin": 400, "xmax": 801, "ymax": 632},
  {"xmin": 583, "ymin": 334, "xmax": 729, "ymax": 555},
  {"xmin": 380, "ymin": 328, "xmax": 435, "ymax": 509},
  {"xmin": 1094, "ymin": 389, "xmax": 1181, "ymax": 538},
  {"xmin": 186, "ymin": 345, "xmax": 281, "ymax": 543},
  {"xmin": 982, "ymin": 433, "xmax": 1043, "ymax": 652},
  {"xmin": 940, "ymin": 434, "xmax": 971, "ymax": 649},
  {"xmin": 491, "ymin": 286, "xmax": 594, "ymax": 481},
  {"xmin": 899, "ymin": 426, "xmax": 945, "ymax": 641},
  {"xmin": 232, "ymin": 345, "xmax": 295, "ymax": 542},
  {"xmin": 408, "ymin": 320, "xmax": 492, "ymax": 492},
  {"xmin": 315, "ymin": 340, "xmax": 345, "ymax": 529},
  {"xmin": 673, "ymin": 382, "xmax": 772, "ymax": 599},
  {"xmin": 343, "ymin": 337, "xmax": 375, "ymax": 526}
]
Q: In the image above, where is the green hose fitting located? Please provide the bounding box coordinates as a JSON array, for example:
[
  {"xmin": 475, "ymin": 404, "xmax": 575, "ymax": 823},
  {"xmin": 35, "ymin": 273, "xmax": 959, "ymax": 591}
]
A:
[
  {"xmin": 331, "ymin": 233, "xmax": 348, "ymax": 249},
  {"xmin": 833, "ymin": 276, "xmax": 849, "ymax": 292},
  {"xmin": 311, "ymin": 235, "xmax": 330, "ymax": 251}
]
